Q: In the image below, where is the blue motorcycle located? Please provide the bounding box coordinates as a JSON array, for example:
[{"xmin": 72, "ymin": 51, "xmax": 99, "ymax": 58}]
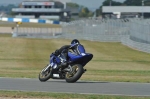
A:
[{"xmin": 39, "ymin": 43, "xmax": 93, "ymax": 83}]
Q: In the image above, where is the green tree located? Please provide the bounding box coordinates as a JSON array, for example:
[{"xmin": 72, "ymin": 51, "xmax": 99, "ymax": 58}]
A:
[
  {"xmin": 123, "ymin": 0, "xmax": 150, "ymax": 6},
  {"xmin": 66, "ymin": 3, "xmax": 79, "ymax": 8},
  {"xmin": 96, "ymin": 7, "xmax": 102, "ymax": 17},
  {"xmin": 144, "ymin": 0, "xmax": 150, "ymax": 6},
  {"xmin": 123, "ymin": 0, "xmax": 142, "ymax": 6},
  {"xmin": 103, "ymin": 0, "xmax": 122, "ymax": 6},
  {"xmin": 88, "ymin": 11, "xmax": 94, "ymax": 17},
  {"xmin": 96, "ymin": 0, "xmax": 123, "ymax": 17},
  {"xmin": 79, "ymin": 7, "xmax": 93, "ymax": 17}
]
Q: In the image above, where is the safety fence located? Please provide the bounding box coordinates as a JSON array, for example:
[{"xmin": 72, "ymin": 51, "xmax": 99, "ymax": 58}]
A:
[
  {"xmin": 61, "ymin": 18, "xmax": 150, "ymax": 53},
  {"xmin": 129, "ymin": 19, "xmax": 150, "ymax": 44},
  {"xmin": 10, "ymin": 18, "xmax": 150, "ymax": 53},
  {"xmin": 61, "ymin": 19, "xmax": 130, "ymax": 42}
]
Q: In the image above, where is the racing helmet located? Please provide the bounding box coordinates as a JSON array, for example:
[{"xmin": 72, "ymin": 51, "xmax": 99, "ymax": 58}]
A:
[
  {"xmin": 71, "ymin": 39, "xmax": 80, "ymax": 44},
  {"xmin": 54, "ymin": 49, "xmax": 60, "ymax": 56}
]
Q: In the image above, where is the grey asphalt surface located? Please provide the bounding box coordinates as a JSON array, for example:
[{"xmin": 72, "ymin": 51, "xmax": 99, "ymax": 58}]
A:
[{"xmin": 0, "ymin": 78, "xmax": 150, "ymax": 96}]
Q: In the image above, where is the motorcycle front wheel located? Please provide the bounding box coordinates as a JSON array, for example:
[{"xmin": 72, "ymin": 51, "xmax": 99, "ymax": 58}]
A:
[
  {"xmin": 65, "ymin": 64, "xmax": 84, "ymax": 83},
  {"xmin": 39, "ymin": 65, "xmax": 53, "ymax": 82}
]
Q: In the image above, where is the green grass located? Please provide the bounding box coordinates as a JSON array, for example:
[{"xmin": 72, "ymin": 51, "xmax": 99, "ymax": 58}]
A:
[
  {"xmin": 0, "ymin": 33, "xmax": 12, "ymax": 37},
  {"xmin": 0, "ymin": 90, "xmax": 150, "ymax": 99},
  {"xmin": 0, "ymin": 34, "xmax": 150, "ymax": 83},
  {"xmin": 1, "ymin": 34, "xmax": 150, "ymax": 99}
]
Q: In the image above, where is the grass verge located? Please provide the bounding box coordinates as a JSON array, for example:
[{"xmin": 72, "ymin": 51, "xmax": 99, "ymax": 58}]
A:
[
  {"xmin": 0, "ymin": 34, "xmax": 150, "ymax": 83},
  {"xmin": 0, "ymin": 90, "xmax": 150, "ymax": 99}
]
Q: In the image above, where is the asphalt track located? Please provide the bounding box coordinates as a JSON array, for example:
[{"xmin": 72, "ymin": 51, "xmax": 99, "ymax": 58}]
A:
[{"xmin": 0, "ymin": 78, "xmax": 150, "ymax": 96}]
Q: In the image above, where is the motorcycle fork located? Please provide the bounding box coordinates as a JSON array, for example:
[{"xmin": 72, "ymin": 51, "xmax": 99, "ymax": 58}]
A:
[{"xmin": 42, "ymin": 64, "xmax": 51, "ymax": 72}]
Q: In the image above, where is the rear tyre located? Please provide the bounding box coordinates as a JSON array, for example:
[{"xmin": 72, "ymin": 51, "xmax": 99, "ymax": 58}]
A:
[
  {"xmin": 39, "ymin": 65, "xmax": 53, "ymax": 82},
  {"xmin": 65, "ymin": 64, "xmax": 83, "ymax": 83}
]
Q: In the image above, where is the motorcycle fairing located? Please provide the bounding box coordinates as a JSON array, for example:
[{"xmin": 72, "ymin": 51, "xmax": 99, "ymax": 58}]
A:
[
  {"xmin": 68, "ymin": 52, "xmax": 93, "ymax": 66},
  {"xmin": 49, "ymin": 54, "xmax": 61, "ymax": 69}
]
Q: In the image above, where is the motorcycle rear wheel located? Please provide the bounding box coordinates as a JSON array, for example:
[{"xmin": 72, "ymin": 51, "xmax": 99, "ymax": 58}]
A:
[
  {"xmin": 39, "ymin": 65, "xmax": 53, "ymax": 82},
  {"xmin": 65, "ymin": 64, "xmax": 83, "ymax": 83}
]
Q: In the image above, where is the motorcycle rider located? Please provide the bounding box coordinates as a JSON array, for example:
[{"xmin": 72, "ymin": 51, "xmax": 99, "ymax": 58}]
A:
[
  {"xmin": 53, "ymin": 39, "xmax": 85, "ymax": 69},
  {"xmin": 70, "ymin": 39, "xmax": 86, "ymax": 55}
]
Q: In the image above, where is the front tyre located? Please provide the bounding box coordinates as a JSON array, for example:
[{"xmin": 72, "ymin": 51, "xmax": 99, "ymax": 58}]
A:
[
  {"xmin": 39, "ymin": 65, "xmax": 53, "ymax": 82},
  {"xmin": 65, "ymin": 64, "xmax": 84, "ymax": 83}
]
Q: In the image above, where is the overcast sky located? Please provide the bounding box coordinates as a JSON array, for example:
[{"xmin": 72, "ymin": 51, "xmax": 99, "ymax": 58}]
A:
[{"xmin": 0, "ymin": 0, "xmax": 125, "ymax": 9}]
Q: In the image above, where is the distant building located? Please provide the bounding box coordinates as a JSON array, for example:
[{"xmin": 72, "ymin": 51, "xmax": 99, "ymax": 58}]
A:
[
  {"xmin": 12, "ymin": 0, "xmax": 78, "ymax": 21},
  {"xmin": 102, "ymin": 6, "xmax": 150, "ymax": 19}
]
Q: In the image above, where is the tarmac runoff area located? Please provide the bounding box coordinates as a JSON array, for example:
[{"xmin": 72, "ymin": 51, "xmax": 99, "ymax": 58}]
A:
[{"xmin": 0, "ymin": 78, "xmax": 150, "ymax": 96}]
